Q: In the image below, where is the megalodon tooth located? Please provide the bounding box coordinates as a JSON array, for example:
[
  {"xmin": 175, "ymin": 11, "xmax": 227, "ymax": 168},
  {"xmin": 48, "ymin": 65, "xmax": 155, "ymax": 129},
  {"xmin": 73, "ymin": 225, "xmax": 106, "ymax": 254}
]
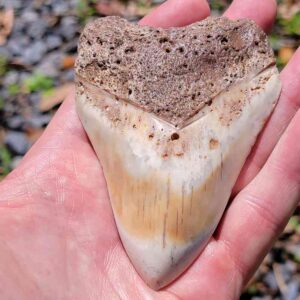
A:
[{"xmin": 75, "ymin": 16, "xmax": 281, "ymax": 290}]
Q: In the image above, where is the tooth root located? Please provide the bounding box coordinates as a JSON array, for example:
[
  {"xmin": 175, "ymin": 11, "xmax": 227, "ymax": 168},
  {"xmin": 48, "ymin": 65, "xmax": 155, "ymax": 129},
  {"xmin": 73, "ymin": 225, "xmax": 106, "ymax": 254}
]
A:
[{"xmin": 76, "ymin": 66, "xmax": 281, "ymax": 289}]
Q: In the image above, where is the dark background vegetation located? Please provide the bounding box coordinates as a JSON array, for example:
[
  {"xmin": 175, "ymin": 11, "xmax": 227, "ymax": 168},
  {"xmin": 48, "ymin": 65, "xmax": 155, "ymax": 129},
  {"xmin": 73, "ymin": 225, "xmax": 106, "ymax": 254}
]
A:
[{"xmin": 0, "ymin": 0, "xmax": 299, "ymax": 299}]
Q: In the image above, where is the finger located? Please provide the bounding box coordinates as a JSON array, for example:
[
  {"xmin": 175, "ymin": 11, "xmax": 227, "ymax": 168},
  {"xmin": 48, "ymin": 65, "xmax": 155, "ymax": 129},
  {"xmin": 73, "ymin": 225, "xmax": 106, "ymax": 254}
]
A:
[
  {"xmin": 233, "ymin": 47, "xmax": 300, "ymax": 194},
  {"xmin": 215, "ymin": 109, "xmax": 300, "ymax": 287},
  {"xmin": 140, "ymin": 0, "xmax": 210, "ymax": 28},
  {"xmin": 224, "ymin": 0, "xmax": 277, "ymax": 33}
]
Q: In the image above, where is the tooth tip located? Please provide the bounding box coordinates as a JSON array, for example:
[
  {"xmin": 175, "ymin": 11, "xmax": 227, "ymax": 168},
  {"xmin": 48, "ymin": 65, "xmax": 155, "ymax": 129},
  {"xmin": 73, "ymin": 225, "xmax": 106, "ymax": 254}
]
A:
[{"xmin": 117, "ymin": 224, "xmax": 211, "ymax": 290}]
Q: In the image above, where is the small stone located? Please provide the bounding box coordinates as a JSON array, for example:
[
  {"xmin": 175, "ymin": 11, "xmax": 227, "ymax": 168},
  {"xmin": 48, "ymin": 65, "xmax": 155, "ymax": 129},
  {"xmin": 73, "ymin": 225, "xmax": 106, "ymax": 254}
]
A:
[
  {"xmin": 0, "ymin": 46, "xmax": 11, "ymax": 60},
  {"xmin": 11, "ymin": 156, "xmax": 23, "ymax": 170},
  {"xmin": 5, "ymin": 131, "xmax": 29, "ymax": 155},
  {"xmin": 11, "ymin": 18, "xmax": 26, "ymax": 35},
  {"xmin": 61, "ymin": 69, "xmax": 74, "ymax": 82},
  {"xmin": 280, "ymin": 263, "xmax": 293, "ymax": 282},
  {"xmin": 59, "ymin": 16, "xmax": 78, "ymax": 40},
  {"xmin": 263, "ymin": 272, "xmax": 278, "ymax": 290},
  {"xmin": 28, "ymin": 93, "xmax": 41, "ymax": 111},
  {"xmin": 64, "ymin": 40, "xmax": 78, "ymax": 53},
  {"xmin": 284, "ymin": 281, "xmax": 300, "ymax": 300},
  {"xmin": 35, "ymin": 51, "xmax": 62, "ymax": 77},
  {"xmin": 6, "ymin": 115, "xmax": 25, "ymax": 129},
  {"xmin": 26, "ymin": 114, "xmax": 52, "ymax": 128},
  {"xmin": 52, "ymin": 2, "xmax": 70, "ymax": 15},
  {"xmin": 27, "ymin": 19, "xmax": 48, "ymax": 39},
  {"xmin": 6, "ymin": 0, "xmax": 22, "ymax": 9},
  {"xmin": 22, "ymin": 41, "xmax": 47, "ymax": 65},
  {"xmin": 7, "ymin": 39, "xmax": 23, "ymax": 56},
  {"xmin": 3, "ymin": 71, "xmax": 19, "ymax": 86},
  {"xmin": 22, "ymin": 10, "xmax": 39, "ymax": 23},
  {"xmin": 46, "ymin": 35, "xmax": 62, "ymax": 50}
]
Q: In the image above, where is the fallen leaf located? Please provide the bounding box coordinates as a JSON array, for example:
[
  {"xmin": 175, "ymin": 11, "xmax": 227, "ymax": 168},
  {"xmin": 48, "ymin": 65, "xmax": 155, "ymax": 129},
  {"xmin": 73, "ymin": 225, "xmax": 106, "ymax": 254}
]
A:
[
  {"xmin": 279, "ymin": 1, "xmax": 300, "ymax": 20},
  {"xmin": 0, "ymin": 8, "xmax": 14, "ymax": 46},
  {"xmin": 39, "ymin": 83, "xmax": 74, "ymax": 112},
  {"xmin": 96, "ymin": 0, "xmax": 126, "ymax": 16},
  {"xmin": 96, "ymin": 0, "xmax": 155, "ymax": 18},
  {"xmin": 61, "ymin": 55, "xmax": 76, "ymax": 69},
  {"xmin": 279, "ymin": 47, "xmax": 295, "ymax": 65},
  {"xmin": 26, "ymin": 128, "xmax": 45, "ymax": 144}
]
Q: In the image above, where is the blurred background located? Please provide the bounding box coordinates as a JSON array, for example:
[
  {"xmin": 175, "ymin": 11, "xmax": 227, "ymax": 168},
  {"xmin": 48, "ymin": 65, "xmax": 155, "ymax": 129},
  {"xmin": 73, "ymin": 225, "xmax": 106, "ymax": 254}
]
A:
[{"xmin": 0, "ymin": 0, "xmax": 299, "ymax": 298}]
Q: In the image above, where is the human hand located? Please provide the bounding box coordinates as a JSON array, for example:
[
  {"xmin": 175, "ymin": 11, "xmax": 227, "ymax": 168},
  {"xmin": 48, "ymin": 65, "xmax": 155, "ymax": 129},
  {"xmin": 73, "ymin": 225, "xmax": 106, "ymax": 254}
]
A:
[{"xmin": 0, "ymin": 0, "xmax": 299, "ymax": 299}]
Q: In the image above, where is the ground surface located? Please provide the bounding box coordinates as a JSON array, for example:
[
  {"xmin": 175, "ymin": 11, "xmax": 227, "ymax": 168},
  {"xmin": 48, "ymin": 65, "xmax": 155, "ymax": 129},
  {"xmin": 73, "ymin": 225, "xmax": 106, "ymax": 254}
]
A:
[{"xmin": 0, "ymin": 0, "xmax": 299, "ymax": 299}]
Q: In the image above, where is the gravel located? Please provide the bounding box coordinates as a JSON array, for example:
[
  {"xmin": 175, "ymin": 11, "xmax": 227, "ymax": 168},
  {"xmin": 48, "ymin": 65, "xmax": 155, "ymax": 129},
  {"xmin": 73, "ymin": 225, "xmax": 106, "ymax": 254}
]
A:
[
  {"xmin": 59, "ymin": 16, "xmax": 78, "ymax": 40},
  {"xmin": 45, "ymin": 35, "xmax": 63, "ymax": 50},
  {"xmin": 22, "ymin": 40, "xmax": 48, "ymax": 65},
  {"xmin": 26, "ymin": 114, "xmax": 52, "ymax": 128},
  {"xmin": 6, "ymin": 115, "xmax": 25, "ymax": 130},
  {"xmin": 3, "ymin": 71, "xmax": 19, "ymax": 86},
  {"xmin": 27, "ymin": 19, "xmax": 48, "ymax": 39},
  {"xmin": 5, "ymin": 131, "xmax": 29, "ymax": 155}
]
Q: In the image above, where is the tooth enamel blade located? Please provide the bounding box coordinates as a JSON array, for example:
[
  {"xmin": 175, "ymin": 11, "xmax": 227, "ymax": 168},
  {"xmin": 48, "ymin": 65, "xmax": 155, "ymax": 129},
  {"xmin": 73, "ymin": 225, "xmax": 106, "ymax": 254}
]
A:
[
  {"xmin": 76, "ymin": 66, "xmax": 280, "ymax": 289},
  {"xmin": 75, "ymin": 16, "xmax": 281, "ymax": 289}
]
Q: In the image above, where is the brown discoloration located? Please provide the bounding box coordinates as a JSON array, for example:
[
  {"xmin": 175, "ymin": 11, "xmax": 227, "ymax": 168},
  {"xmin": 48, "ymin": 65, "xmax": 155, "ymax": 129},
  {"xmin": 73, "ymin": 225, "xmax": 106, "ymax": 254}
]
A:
[
  {"xmin": 76, "ymin": 78, "xmax": 193, "ymax": 159},
  {"xmin": 76, "ymin": 16, "xmax": 275, "ymax": 127},
  {"xmin": 102, "ymin": 147, "xmax": 222, "ymax": 244},
  {"xmin": 209, "ymin": 138, "xmax": 219, "ymax": 150}
]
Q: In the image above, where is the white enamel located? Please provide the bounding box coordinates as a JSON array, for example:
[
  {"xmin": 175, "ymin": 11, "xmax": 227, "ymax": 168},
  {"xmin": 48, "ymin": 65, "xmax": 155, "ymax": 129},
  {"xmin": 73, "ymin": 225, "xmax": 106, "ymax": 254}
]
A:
[{"xmin": 76, "ymin": 66, "xmax": 281, "ymax": 289}]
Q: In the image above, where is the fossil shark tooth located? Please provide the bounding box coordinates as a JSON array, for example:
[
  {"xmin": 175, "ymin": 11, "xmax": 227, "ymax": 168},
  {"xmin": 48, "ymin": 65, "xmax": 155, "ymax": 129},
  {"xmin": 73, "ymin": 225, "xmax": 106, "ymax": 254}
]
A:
[{"xmin": 75, "ymin": 16, "xmax": 281, "ymax": 290}]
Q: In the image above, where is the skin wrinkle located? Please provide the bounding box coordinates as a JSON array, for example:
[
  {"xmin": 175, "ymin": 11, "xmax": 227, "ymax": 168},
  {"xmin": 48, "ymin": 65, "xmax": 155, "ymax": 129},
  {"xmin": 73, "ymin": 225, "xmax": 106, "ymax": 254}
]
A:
[
  {"xmin": 242, "ymin": 192, "xmax": 282, "ymax": 235},
  {"xmin": 0, "ymin": 239, "xmax": 44, "ymax": 299}
]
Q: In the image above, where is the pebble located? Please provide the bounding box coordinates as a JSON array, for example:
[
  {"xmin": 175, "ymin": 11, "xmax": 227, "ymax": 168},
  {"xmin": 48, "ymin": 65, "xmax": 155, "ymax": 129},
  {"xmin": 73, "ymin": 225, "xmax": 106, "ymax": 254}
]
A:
[
  {"xmin": 284, "ymin": 281, "xmax": 300, "ymax": 300},
  {"xmin": 61, "ymin": 69, "xmax": 74, "ymax": 82},
  {"xmin": 3, "ymin": 71, "xmax": 19, "ymax": 86},
  {"xmin": 0, "ymin": 47, "xmax": 11, "ymax": 60},
  {"xmin": 63, "ymin": 40, "xmax": 78, "ymax": 53},
  {"xmin": 27, "ymin": 19, "xmax": 48, "ymax": 39},
  {"xmin": 11, "ymin": 18, "xmax": 26, "ymax": 36},
  {"xmin": 28, "ymin": 92, "xmax": 41, "ymax": 114},
  {"xmin": 52, "ymin": 2, "xmax": 70, "ymax": 15},
  {"xmin": 11, "ymin": 156, "xmax": 23, "ymax": 169},
  {"xmin": 3, "ymin": 0, "xmax": 22, "ymax": 9},
  {"xmin": 26, "ymin": 114, "xmax": 52, "ymax": 128},
  {"xmin": 22, "ymin": 10, "xmax": 39, "ymax": 23},
  {"xmin": 7, "ymin": 39, "xmax": 24, "ymax": 57},
  {"xmin": 22, "ymin": 41, "xmax": 47, "ymax": 65},
  {"xmin": 263, "ymin": 272, "xmax": 278, "ymax": 290},
  {"xmin": 59, "ymin": 16, "xmax": 78, "ymax": 40},
  {"xmin": 5, "ymin": 131, "xmax": 29, "ymax": 155},
  {"xmin": 35, "ymin": 51, "xmax": 62, "ymax": 77},
  {"xmin": 280, "ymin": 263, "xmax": 293, "ymax": 283},
  {"xmin": 46, "ymin": 35, "xmax": 63, "ymax": 51},
  {"xmin": 6, "ymin": 115, "xmax": 25, "ymax": 130}
]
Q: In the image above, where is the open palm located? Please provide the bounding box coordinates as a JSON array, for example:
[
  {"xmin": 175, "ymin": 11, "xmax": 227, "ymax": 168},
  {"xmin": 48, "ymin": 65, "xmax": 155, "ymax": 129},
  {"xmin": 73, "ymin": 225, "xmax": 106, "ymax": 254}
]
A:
[{"xmin": 0, "ymin": 0, "xmax": 299, "ymax": 299}]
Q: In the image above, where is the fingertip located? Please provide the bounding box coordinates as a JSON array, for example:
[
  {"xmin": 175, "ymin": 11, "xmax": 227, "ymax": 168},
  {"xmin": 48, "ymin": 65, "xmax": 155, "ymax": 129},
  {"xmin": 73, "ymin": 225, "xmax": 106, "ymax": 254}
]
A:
[
  {"xmin": 224, "ymin": 0, "xmax": 277, "ymax": 33},
  {"xmin": 140, "ymin": 0, "xmax": 210, "ymax": 28}
]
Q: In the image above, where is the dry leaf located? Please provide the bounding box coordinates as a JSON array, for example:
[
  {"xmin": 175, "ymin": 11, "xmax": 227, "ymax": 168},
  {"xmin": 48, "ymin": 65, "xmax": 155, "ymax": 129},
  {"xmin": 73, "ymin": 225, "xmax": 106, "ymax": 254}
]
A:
[
  {"xmin": 96, "ymin": 0, "xmax": 126, "ymax": 16},
  {"xmin": 62, "ymin": 55, "xmax": 75, "ymax": 69},
  {"xmin": 0, "ymin": 8, "xmax": 14, "ymax": 46},
  {"xmin": 39, "ymin": 83, "xmax": 74, "ymax": 112},
  {"xmin": 26, "ymin": 128, "xmax": 45, "ymax": 144},
  {"xmin": 96, "ymin": 0, "xmax": 154, "ymax": 18},
  {"xmin": 279, "ymin": 47, "xmax": 295, "ymax": 65},
  {"xmin": 278, "ymin": 1, "xmax": 300, "ymax": 20}
]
